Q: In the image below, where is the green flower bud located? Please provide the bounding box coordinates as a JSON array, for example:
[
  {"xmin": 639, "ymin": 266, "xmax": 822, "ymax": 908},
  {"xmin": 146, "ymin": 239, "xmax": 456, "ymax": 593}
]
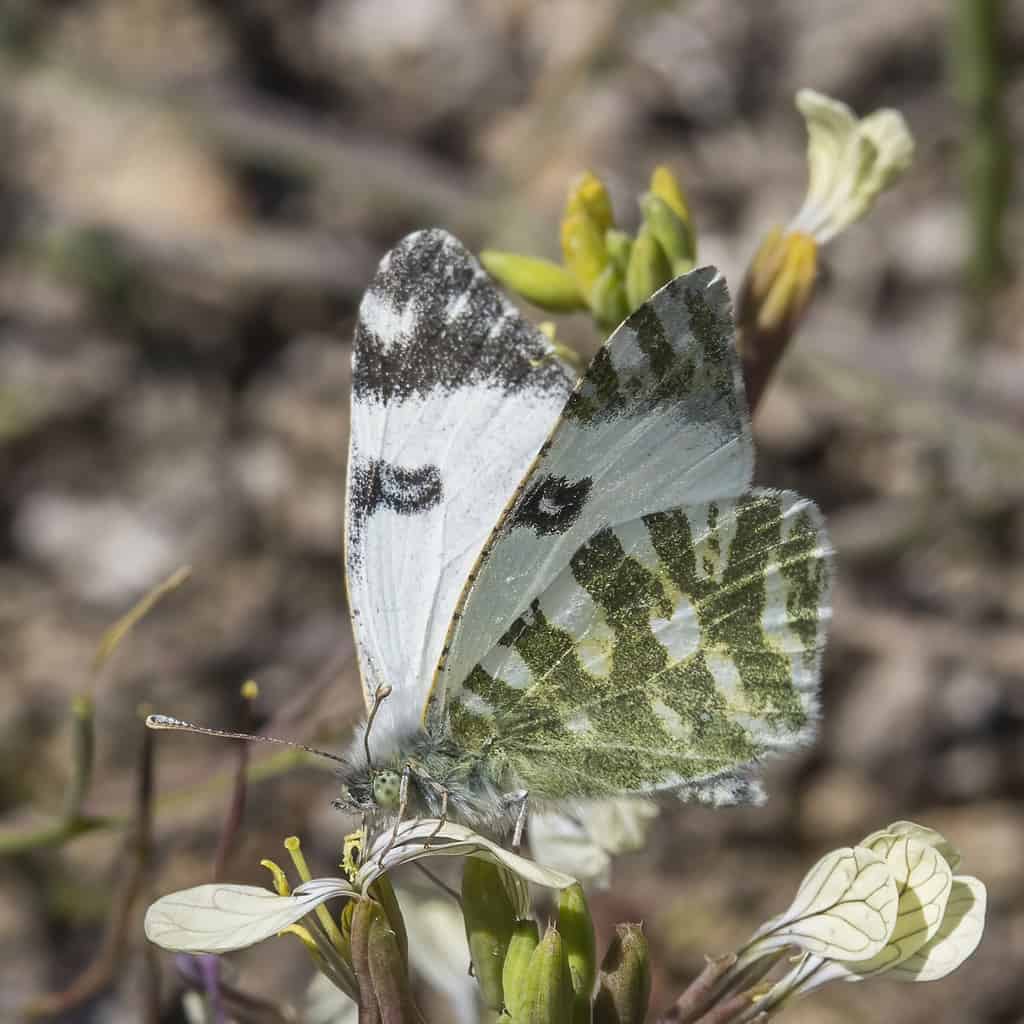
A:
[
  {"xmin": 593, "ymin": 924, "xmax": 651, "ymax": 1024},
  {"xmin": 480, "ymin": 251, "xmax": 586, "ymax": 312},
  {"xmin": 588, "ymin": 264, "xmax": 630, "ymax": 332},
  {"xmin": 625, "ymin": 223, "xmax": 672, "ymax": 313},
  {"xmin": 604, "ymin": 229, "xmax": 634, "ymax": 276},
  {"xmin": 367, "ymin": 905, "xmax": 421, "ymax": 1024},
  {"xmin": 503, "ymin": 918, "xmax": 541, "ymax": 1021},
  {"xmin": 640, "ymin": 193, "xmax": 696, "ymax": 276},
  {"xmin": 559, "ymin": 884, "xmax": 597, "ymax": 1024},
  {"xmin": 566, "ymin": 171, "xmax": 615, "ymax": 235},
  {"xmin": 520, "ymin": 923, "xmax": 574, "ymax": 1024},
  {"xmin": 462, "ymin": 857, "xmax": 518, "ymax": 1011},
  {"xmin": 369, "ymin": 874, "xmax": 409, "ymax": 969}
]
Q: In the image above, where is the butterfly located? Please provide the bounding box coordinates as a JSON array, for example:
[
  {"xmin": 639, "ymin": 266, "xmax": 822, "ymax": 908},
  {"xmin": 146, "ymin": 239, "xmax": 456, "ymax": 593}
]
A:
[{"xmin": 336, "ymin": 228, "xmax": 831, "ymax": 840}]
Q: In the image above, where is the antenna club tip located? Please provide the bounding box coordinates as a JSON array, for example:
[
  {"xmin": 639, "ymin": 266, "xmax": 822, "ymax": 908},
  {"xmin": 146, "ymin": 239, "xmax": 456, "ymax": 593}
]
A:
[{"xmin": 146, "ymin": 714, "xmax": 175, "ymax": 729}]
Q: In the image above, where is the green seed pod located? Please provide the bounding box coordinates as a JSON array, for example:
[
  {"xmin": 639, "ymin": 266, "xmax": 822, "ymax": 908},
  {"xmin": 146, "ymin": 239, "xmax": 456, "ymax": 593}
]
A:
[
  {"xmin": 367, "ymin": 907, "xmax": 421, "ymax": 1024},
  {"xmin": 587, "ymin": 264, "xmax": 630, "ymax": 332},
  {"xmin": 641, "ymin": 193, "xmax": 696, "ymax": 276},
  {"xmin": 462, "ymin": 857, "xmax": 518, "ymax": 1011},
  {"xmin": 519, "ymin": 923, "xmax": 574, "ymax": 1024},
  {"xmin": 625, "ymin": 223, "xmax": 673, "ymax": 313},
  {"xmin": 480, "ymin": 251, "xmax": 586, "ymax": 312},
  {"xmin": 558, "ymin": 884, "xmax": 597, "ymax": 1024},
  {"xmin": 593, "ymin": 924, "xmax": 651, "ymax": 1024},
  {"xmin": 503, "ymin": 918, "xmax": 541, "ymax": 1021}
]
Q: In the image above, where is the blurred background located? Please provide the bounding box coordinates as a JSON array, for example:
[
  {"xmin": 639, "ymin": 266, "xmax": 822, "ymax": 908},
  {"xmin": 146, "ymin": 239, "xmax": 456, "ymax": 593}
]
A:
[{"xmin": 0, "ymin": 1, "xmax": 1021, "ymax": 1021}]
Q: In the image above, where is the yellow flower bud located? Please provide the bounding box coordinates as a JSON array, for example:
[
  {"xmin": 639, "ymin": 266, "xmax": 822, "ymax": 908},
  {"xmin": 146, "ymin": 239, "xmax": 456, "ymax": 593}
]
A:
[
  {"xmin": 747, "ymin": 229, "xmax": 818, "ymax": 333},
  {"xmin": 561, "ymin": 210, "xmax": 610, "ymax": 297},
  {"xmin": 736, "ymin": 228, "xmax": 818, "ymax": 412},
  {"xmin": 567, "ymin": 171, "xmax": 615, "ymax": 234},
  {"xmin": 480, "ymin": 251, "xmax": 586, "ymax": 312},
  {"xmin": 650, "ymin": 164, "xmax": 692, "ymax": 223}
]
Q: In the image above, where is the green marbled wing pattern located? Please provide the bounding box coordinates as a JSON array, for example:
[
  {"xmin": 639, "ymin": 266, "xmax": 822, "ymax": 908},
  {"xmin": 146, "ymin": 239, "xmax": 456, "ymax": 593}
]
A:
[{"xmin": 448, "ymin": 490, "xmax": 831, "ymax": 804}]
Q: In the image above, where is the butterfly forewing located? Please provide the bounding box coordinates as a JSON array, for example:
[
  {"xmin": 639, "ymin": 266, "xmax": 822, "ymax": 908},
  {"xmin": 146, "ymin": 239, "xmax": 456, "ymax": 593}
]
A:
[
  {"xmin": 437, "ymin": 268, "xmax": 755, "ymax": 714},
  {"xmin": 449, "ymin": 491, "xmax": 830, "ymax": 801},
  {"xmin": 346, "ymin": 230, "xmax": 574, "ymax": 739}
]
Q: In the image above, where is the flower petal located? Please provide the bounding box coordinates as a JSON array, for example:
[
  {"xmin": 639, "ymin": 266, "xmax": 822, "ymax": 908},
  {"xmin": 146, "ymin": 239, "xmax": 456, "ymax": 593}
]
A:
[
  {"xmin": 855, "ymin": 836, "xmax": 954, "ymax": 964},
  {"xmin": 861, "ymin": 820, "xmax": 962, "ymax": 872},
  {"xmin": 888, "ymin": 876, "xmax": 987, "ymax": 982},
  {"xmin": 790, "ymin": 89, "xmax": 913, "ymax": 243},
  {"xmin": 737, "ymin": 846, "xmax": 899, "ymax": 968},
  {"xmin": 357, "ymin": 820, "xmax": 576, "ymax": 892},
  {"xmin": 145, "ymin": 880, "xmax": 356, "ymax": 954},
  {"xmin": 786, "ymin": 836, "xmax": 954, "ymax": 991},
  {"xmin": 529, "ymin": 810, "xmax": 613, "ymax": 885}
]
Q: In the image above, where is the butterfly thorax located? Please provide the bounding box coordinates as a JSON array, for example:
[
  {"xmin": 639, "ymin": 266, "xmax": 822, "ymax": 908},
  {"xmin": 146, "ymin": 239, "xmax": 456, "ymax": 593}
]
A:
[{"xmin": 337, "ymin": 718, "xmax": 513, "ymax": 833}]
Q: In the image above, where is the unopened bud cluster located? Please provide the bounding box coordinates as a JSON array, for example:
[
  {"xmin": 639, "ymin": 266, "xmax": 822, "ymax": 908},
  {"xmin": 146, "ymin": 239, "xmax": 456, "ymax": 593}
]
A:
[
  {"xmin": 463, "ymin": 860, "xmax": 649, "ymax": 1024},
  {"xmin": 483, "ymin": 166, "xmax": 695, "ymax": 333},
  {"xmin": 481, "ymin": 89, "xmax": 913, "ymax": 410}
]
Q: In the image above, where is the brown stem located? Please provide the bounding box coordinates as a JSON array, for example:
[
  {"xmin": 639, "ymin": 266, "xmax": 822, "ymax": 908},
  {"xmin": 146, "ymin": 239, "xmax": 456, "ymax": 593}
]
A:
[
  {"xmin": 24, "ymin": 723, "xmax": 156, "ymax": 1018},
  {"xmin": 657, "ymin": 954, "xmax": 737, "ymax": 1024}
]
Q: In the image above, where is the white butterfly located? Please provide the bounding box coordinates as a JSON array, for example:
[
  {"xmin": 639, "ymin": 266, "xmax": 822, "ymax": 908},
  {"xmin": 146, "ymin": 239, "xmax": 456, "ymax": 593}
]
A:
[{"xmin": 337, "ymin": 229, "xmax": 831, "ymax": 840}]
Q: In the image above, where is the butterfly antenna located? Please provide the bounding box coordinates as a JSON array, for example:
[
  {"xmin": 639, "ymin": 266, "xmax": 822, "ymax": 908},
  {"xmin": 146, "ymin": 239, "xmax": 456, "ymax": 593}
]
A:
[
  {"xmin": 363, "ymin": 684, "xmax": 393, "ymax": 769},
  {"xmin": 145, "ymin": 714, "xmax": 348, "ymax": 765}
]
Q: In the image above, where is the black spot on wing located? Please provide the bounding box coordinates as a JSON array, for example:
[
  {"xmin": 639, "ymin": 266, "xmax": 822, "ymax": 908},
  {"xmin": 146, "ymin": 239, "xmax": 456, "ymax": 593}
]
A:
[
  {"xmin": 507, "ymin": 473, "xmax": 593, "ymax": 536},
  {"xmin": 352, "ymin": 230, "xmax": 572, "ymax": 404},
  {"xmin": 348, "ymin": 458, "xmax": 443, "ymax": 565}
]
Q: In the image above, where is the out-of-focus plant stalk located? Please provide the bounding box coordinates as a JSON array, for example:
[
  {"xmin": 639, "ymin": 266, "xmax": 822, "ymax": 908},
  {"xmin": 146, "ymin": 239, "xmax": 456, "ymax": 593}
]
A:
[{"xmin": 950, "ymin": 0, "xmax": 1010, "ymax": 334}]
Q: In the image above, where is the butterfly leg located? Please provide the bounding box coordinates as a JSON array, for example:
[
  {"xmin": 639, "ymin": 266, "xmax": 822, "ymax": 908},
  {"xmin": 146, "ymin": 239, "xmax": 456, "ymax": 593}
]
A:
[
  {"xmin": 425, "ymin": 786, "xmax": 449, "ymax": 847},
  {"xmin": 505, "ymin": 790, "xmax": 530, "ymax": 852},
  {"xmin": 381, "ymin": 764, "xmax": 413, "ymax": 859}
]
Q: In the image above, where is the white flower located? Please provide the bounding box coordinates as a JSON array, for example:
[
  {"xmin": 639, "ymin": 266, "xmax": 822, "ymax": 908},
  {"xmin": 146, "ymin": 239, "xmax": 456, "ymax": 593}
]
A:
[
  {"xmin": 144, "ymin": 820, "xmax": 574, "ymax": 959},
  {"xmin": 741, "ymin": 821, "xmax": 986, "ymax": 1016},
  {"xmin": 528, "ymin": 798, "xmax": 659, "ymax": 886},
  {"xmin": 788, "ymin": 89, "xmax": 914, "ymax": 244}
]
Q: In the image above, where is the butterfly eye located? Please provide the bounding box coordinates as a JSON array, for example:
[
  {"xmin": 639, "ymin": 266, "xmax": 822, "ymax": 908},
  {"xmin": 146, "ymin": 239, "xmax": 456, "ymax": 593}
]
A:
[{"xmin": 372, "ymin": 770, "xmax": 402, "ymax": 809}]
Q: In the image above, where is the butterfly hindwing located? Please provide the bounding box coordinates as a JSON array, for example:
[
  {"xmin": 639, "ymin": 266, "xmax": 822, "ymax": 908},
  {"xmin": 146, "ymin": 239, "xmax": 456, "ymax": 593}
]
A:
[
  {"xmin": 436, "ymin": 267, "xmax": 755, "ymax": 717},
  {"xmin": 449, "ymin": 491, "xmax": 831, "ymax": 801},
  {"xmin": 346, "ymin": 230, "xmax": 574, "ymax": 740}
]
